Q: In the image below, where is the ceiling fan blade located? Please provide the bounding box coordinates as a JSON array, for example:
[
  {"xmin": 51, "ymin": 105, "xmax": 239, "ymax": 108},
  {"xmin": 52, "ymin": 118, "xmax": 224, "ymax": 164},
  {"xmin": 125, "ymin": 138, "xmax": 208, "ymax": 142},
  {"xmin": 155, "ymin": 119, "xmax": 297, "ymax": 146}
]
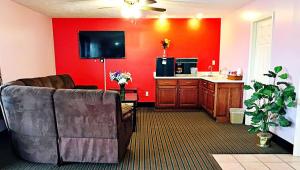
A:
[
  {"xmin": 98, "ymin": 7, "xmax": 114, "ymax": 9},
  {"xmin": 141, "ymin": 6, "xmax": 166, "ymax": 12}
]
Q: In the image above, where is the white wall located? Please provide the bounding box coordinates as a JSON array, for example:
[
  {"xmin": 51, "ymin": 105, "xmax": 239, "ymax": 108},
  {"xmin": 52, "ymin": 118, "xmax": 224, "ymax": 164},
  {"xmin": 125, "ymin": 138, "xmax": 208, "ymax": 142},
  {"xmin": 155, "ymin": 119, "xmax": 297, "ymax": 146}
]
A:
[
  {"xmin": 0, "ymin": 0, "xmax": 55, "ymax": 83},
  {"xmin": 292, "ymin": 0, "xmax": 300, "ymax": 156},
  {"xmin": 220, "ymin": 0, "xmax": 299, "ymax": 145}
]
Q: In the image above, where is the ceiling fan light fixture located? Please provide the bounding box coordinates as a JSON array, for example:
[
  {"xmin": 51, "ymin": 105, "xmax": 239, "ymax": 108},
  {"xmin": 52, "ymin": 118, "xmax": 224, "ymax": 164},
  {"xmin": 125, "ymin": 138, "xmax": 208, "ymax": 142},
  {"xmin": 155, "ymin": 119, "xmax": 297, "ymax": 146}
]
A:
[
  {"xmin": 196, "ymin": 13, "xmax": 204, "ymax": 19},
  {"xmin": 121, "ymin": 4, "xmax": 142, "ymax": 18},
  {"xmin": 159, "ymin": 13, "xmax": 168, "ymax": 20}
]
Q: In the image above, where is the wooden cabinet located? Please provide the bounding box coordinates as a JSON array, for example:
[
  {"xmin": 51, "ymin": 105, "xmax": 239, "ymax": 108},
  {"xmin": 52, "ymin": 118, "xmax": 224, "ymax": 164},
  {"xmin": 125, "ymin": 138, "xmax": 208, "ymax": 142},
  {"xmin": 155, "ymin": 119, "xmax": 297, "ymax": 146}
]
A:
[
  {"xmin": 199, "ymin": 80, "xmax": 215, "ymax": 116},
  {"xmin": 206, "ymin": 90, "xmax": 215, "ymax": 115},
  {"xmin": 178, "ymin": 80, "xmax": 198, "ymax": 108},
  {"xmin": 198, "ymin": 80, "xmax": 243, "ymax": 122},
  {"xmin": 214, "ymin": 83, "xmax": 244, "ymax": 122},
  {"xmin": 156, "ymin": 80, "xmax": 177, "ymax": 108},
  {"xmin": 156, "ymin": 79, "xmax": 198, "ymax": 109},
  {"xmin": 156, "ymin": 78, "xmax": 243, "ymax": 123}
]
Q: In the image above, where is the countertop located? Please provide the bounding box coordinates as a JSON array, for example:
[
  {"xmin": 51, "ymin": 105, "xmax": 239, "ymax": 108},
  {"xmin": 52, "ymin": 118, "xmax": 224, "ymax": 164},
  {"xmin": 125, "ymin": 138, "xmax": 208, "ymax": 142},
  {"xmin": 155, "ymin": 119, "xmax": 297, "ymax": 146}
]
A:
[{"xmin": 153, "ymin": 72, "xmax": 244, "ymax": 83}]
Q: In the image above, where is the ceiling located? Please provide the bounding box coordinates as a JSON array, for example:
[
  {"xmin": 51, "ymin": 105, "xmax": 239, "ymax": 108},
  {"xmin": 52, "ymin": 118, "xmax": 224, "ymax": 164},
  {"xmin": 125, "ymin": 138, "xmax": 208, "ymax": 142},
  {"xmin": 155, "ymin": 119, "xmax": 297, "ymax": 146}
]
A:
[{"xmin": 12, "ymin": 0, "xmax": 253, "ymax": 18}]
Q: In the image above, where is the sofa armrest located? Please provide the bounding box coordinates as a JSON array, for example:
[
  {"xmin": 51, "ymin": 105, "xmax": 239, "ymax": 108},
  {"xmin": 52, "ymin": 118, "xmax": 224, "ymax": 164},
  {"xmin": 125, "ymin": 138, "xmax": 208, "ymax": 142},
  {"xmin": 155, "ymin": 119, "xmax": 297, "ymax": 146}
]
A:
[
  {"xmin": 74, "ymin": 85, "xmax": 98, "ymax": 89},
  {"xmin": 122, "ymin": 111, "xmax": 132, "ymax": 122}
]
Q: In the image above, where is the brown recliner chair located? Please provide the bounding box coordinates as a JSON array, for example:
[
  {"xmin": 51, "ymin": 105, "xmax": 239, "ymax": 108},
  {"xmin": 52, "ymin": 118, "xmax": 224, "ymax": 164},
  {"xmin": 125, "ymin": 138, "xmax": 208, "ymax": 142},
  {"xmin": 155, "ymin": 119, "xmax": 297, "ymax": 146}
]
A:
[{"xmin": 53, "ymin": 89, "xmax": 132, "ymax": 163}]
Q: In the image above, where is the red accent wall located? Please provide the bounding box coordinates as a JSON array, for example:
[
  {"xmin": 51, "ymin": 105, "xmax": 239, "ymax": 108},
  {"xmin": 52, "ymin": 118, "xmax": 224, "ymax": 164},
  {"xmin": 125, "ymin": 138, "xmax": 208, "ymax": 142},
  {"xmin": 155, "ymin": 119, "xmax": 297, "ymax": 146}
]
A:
[{"xmin": 52, "ymin": 18, "xmax": 221, "ymax": 102}]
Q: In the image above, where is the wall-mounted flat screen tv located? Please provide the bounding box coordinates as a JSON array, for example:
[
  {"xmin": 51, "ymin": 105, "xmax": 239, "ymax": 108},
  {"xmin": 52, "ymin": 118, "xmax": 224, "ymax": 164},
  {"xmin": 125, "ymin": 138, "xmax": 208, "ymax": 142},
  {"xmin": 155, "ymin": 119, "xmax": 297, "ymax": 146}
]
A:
[{"xmin": 79, "ymin": 31, "xmax": 125, "ymax": 59}]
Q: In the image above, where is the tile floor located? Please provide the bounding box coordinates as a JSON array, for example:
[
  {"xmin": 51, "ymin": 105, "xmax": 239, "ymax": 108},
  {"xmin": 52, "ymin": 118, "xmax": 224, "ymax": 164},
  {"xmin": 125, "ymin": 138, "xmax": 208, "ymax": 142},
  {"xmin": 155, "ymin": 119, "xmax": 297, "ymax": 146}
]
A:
[{"xmin": 213, "ymin": 154, "xmax": 300, "ymax": 170}]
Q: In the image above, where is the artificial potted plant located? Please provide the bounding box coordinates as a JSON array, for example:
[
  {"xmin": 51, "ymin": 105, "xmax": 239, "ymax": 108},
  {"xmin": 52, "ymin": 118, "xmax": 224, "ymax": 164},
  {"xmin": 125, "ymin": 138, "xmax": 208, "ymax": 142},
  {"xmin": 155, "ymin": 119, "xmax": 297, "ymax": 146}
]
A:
[{"xmin": 244, "ymin": 66, "xmax": 296, "ymax": 147}]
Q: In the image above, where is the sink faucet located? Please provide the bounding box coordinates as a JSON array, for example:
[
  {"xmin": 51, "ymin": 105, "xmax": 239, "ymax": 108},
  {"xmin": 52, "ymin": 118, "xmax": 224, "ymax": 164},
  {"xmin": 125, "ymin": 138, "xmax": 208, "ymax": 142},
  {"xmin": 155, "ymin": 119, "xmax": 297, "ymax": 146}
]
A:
[{"xmin": 208, "ymin": 65, "xmax": 213, "ymax": 77}]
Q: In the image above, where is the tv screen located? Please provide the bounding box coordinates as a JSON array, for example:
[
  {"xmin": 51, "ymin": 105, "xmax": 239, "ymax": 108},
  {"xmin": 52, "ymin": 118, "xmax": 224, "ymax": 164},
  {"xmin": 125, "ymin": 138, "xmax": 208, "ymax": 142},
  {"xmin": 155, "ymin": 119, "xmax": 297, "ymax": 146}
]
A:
[{"xmin": 79, "ymin": 31, "xmax": 125, "ymax": 59}]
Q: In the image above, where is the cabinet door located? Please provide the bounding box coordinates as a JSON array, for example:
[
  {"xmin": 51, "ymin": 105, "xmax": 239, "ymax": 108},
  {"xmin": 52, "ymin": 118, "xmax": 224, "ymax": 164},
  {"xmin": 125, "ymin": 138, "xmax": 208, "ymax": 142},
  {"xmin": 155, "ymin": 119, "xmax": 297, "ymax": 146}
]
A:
[
  {"xmin": 178, "ymin": 85, "xmax": 198, "ymax": 108},
  {"xmin": 198, "ymin": 86, "xmax": 204, "ymax": 107},
  {"xmin": 206, "ymin": 90, "xmax": 215, "ymax": 116},
  {"xmin": 156, "ymin": 86, "xmax": 177, "ymax": 108},
  {"xmin": 203, "ymin": 89, "xmax": 208, "ymax": 109},
  {"xmin": 215, "ymin": 83, "xmax": 243, "ymax": 122}
]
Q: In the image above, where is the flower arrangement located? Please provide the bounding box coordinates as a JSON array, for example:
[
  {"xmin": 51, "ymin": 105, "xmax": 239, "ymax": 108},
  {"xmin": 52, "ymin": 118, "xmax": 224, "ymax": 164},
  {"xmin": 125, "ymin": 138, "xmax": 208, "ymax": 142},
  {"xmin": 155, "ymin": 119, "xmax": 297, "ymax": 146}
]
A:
[
  {"xmin": 161, "ymin": 38, "xmax": 171, "ymax": 49},
  {"xmin": 109, "ymin": 71, "xmax": 132, "ymax": 85}
]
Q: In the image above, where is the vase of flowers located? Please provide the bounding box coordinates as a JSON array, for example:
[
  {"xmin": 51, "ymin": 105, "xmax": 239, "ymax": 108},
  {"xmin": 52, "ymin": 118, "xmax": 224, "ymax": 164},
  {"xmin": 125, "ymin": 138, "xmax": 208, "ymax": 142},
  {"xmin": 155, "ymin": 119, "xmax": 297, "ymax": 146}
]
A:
[
  {"xmin": 109, "ymin": 71, "xmax": 132, "ymax": 101},
  {"xmin": 161, "ymin": 38, "xmax": 171, "ymax": 57}
]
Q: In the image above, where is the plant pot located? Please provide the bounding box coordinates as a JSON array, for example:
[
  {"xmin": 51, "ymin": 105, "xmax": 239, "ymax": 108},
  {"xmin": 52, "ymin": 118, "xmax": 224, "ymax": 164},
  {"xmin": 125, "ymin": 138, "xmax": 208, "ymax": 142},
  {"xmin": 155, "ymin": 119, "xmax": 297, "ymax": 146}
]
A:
[{"xmin": 257, "ymin": 132, "xmax": 272, "ymax": 148}]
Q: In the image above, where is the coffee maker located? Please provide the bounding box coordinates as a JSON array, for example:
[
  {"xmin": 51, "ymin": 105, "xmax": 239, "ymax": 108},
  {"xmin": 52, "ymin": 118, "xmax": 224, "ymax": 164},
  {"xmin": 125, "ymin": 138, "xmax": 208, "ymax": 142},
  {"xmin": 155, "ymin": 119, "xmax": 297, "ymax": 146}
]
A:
[
  {"xmin": 156, "ymin": 57, "xmax": 175, "ymax": 77},
  {"xmin": 175, "ymin": 58, "xmax": 198, "ymax": 75}
]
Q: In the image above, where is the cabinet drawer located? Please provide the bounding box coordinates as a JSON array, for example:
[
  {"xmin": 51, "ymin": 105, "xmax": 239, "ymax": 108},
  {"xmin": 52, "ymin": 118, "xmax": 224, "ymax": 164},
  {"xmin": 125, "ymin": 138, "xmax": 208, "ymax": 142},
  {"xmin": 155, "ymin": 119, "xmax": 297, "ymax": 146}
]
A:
[
  {"xmin": 178, "ymin": 80, "xmax": 198, "ymax": 86},
  {"xmin": 208, "ymin": 82, "xmax": 215, "ymax": 91},
  {"xmin": 157, "ymin": 79, "xmax": 177, "ymax": 86},
  {"xmin": 200, "ymin": 80, "xmax": 208, "ymax": 88}
]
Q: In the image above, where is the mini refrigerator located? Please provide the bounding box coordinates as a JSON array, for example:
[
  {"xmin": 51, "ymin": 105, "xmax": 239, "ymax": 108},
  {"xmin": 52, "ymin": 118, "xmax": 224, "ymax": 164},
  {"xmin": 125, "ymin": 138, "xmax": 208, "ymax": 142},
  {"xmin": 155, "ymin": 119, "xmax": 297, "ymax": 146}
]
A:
[{"xmin": 156, "ymin": 57, "xmax": 175, "ymax": 77}]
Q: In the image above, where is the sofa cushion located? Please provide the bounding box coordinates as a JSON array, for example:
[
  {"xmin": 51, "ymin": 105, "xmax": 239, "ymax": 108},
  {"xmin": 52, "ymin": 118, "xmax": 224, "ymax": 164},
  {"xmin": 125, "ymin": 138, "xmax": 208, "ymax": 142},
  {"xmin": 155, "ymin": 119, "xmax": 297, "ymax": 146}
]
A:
[
  {"xmin": 19, "ymin": 78, "xmax": 44, "ymax": 87},
  {"xmin": 47, "ymin": 75, "xmax": 65, "ymax": 89},
  {"xmin": 59, "ymin": 74, "xmax": 75, "ymax": 89},
  {"xmin": 40, "ymin": 77, "xmax": 53, "ymax": 87},
  {"xmin": 121, "ymin": 103, "xmax": 133, "ymax": 120}
]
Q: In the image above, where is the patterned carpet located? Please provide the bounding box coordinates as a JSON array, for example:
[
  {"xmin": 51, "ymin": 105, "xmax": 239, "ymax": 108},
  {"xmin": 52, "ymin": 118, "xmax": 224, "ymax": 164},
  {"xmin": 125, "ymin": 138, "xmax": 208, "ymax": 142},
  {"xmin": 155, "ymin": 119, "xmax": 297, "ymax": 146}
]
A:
[{"xmin": 0, "ymin": 108, "xmax": 288, "ymax": 170}]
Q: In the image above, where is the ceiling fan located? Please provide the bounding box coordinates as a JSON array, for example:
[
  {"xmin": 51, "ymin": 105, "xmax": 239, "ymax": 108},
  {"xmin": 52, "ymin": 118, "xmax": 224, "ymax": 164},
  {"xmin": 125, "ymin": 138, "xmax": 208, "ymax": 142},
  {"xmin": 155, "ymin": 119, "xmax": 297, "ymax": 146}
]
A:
[
  {"xmin": 69, "ymin": 0, "xmax": 166, "ymax": 13},
  {"xmin": 122, "ymin": 0, "xmax": 166, "ymax": 12}
]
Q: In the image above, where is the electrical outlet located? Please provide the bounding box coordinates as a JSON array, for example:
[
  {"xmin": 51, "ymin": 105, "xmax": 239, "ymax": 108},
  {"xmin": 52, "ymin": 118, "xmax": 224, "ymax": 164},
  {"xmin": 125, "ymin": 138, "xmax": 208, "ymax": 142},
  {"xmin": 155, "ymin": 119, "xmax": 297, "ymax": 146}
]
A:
[
  {"xmin": 212, "ymin": 60, "xmax": 216, "ymax": 66},
  {"xmin": 145, "ymin": 91, "xmax": 149, "ymax": 97}
]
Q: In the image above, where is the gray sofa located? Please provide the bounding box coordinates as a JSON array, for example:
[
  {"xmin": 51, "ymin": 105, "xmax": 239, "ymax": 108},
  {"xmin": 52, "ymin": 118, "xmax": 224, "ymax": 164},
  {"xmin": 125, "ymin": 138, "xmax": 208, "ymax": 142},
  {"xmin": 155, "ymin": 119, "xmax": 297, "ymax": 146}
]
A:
[{"xmin": 0, "ymin": 75, "xmax": 132, "ymax": 164}]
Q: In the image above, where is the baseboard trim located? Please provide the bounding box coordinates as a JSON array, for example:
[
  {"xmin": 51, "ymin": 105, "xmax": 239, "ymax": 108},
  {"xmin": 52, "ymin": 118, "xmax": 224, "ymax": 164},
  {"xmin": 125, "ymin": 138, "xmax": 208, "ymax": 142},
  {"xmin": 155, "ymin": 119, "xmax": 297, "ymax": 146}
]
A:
[
  {"xmin": 137, "ymin": 102, "xmax": 155, "ymax": 107},
  {"xmin": 271, "ymin": 132, "xmax": 293, "ymax": 153}
]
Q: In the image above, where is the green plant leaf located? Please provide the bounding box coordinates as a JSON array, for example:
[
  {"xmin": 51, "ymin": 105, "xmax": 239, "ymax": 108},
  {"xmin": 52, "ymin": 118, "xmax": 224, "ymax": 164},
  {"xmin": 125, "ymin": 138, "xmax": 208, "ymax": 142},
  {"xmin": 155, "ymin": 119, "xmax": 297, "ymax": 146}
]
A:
[
  {"xmin": 268, "ymin": 122, "xmax": 278, "ymax": 127},
  {"xmin": 286, "ymin": 97, "xmax": 296, "ymax": 107},
  {"xmin": 244, "ymin": 85, "xmax": 252, "ymax": 90},
  {"xmin": 277, "ymin": 82, "xmax": 290, "ymax": 86},
  {"xmin": 261, "ymin": 88, "xmax": 272, "ymax": 97},
  {"xmin": 274, "ymin": 66, "xmax": 283, "ymax": 73},
  {"xmin": 275, "ymin": 97, "xmax": 284, "ymax": 107},
  {"xmin": 278, "ymin": 116, "xmax": 291, "ymax": 127},
  {"xmin": 287, "ymin": 102, "xmax": 295, "ymax": 107},
  {"xmin": 268, "ymin": 71, "xmax": 277, "ymax": 78},
  {"xmin": 284, "ymin": 85, "xmax": 295, "ymax": 93},
  {"xmin": 279, "ymin": 73, "xmax": 288, "ymax": 79},
  {"xmin": 263, "ymin": 73, "xmax": 274, "ymax": 78},
  {"xmin": 248, "ymin": 126, "xmax": 260, "ymax": 134},
  {"xmin": 251, "ymin": 92, "xmax": 263, "ymax": 100},
  {"xmin": 245, "ymin": 111, "xmax": 255, "ymax": 116},
  {"xmin": 251, "ymin": 111, "xmax": 264, "ymax": 123},
  {"xmin": 253, "ymin": 82, "xmax": 264, "ymax": 91},
  {"xmin": 244, "ymin": 98, "xmax": 257, "ymax": 108}
]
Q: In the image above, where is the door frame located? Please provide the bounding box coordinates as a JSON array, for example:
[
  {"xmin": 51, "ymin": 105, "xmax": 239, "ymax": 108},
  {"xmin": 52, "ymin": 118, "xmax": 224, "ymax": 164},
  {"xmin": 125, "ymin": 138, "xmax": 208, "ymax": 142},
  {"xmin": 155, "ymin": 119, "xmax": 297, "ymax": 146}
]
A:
[{"xmin": 245, "ymin": 12, "xmax": 275, "ymax": 125}]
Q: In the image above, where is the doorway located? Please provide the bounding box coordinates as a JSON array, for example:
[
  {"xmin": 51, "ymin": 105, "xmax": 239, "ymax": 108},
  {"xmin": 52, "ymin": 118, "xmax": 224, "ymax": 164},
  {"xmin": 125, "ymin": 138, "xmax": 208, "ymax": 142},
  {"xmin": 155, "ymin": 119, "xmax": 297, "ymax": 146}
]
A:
[{"xmin": 245, "ymin": 16, "xmax": 274, "ymax": 125}]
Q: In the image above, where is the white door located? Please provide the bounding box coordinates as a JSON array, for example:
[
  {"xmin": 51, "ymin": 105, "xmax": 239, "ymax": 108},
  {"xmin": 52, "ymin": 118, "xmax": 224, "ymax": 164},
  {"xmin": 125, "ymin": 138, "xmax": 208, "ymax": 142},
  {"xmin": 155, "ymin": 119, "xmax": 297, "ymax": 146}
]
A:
[
  {"xmin": 245, "ymin": 16, "xmax": 273, "ymax": 125},
  {"xmin": 249, "ymin": 17, "xmax": 273, "ymax": 83}
]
